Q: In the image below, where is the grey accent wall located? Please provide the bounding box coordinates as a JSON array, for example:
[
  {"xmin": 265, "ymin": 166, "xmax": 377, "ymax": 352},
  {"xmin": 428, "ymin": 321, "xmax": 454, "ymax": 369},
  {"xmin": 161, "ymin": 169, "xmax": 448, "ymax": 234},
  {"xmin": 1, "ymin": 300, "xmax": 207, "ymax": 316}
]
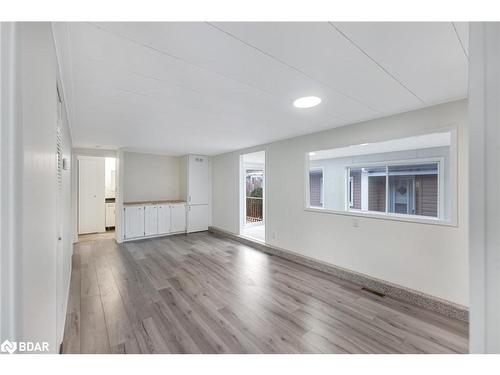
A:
[{"xmin": 123, "ymin": 151, "xmax": 181, "ymax": 202}]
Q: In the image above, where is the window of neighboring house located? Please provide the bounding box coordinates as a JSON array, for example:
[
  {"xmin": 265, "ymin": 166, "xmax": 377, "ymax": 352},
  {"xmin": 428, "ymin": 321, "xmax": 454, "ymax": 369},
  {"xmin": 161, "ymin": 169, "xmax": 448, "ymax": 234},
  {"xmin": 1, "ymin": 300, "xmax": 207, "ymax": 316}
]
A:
[
  {"xmin": 307, "ymin": 131, "xmax": 454, "ymax": 224},
  {"xmin": 309, "ymin": 169, "xmax": 324, "ymax": 207},
  {"xmin": 388, "ymin": 163, "xmax": 438, "ymax": 217},
  {"xmin": 349, "ymin": 176, "xmax": 354, "ymax": 207},
  {"xmin": 347, "ymin": 162, "xmax": 440, "ymax": 218}
]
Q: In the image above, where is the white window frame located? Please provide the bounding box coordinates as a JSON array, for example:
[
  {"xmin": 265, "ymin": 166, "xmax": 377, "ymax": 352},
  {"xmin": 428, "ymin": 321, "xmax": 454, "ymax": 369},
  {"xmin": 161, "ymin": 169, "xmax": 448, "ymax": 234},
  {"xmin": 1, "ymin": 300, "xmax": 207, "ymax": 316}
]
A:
[
  {"xmin": 349, "ymin": 176, "xmax": 354, "ymax": 207},
  {"xmin": 305, "ymin": 155, "xmax": 453, "ymax": 226},
  {"xmin": 304, "ymin": 128, "xmax": 458, "ymax": 226}
]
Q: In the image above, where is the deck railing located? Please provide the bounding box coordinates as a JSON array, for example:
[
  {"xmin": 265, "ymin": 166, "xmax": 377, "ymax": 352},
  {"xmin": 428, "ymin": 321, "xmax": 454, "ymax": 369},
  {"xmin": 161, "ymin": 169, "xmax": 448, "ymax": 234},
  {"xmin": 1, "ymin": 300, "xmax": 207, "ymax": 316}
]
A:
[{"xmin": 246, "ymin": 197, "xmax": 263, "ymax": 223}]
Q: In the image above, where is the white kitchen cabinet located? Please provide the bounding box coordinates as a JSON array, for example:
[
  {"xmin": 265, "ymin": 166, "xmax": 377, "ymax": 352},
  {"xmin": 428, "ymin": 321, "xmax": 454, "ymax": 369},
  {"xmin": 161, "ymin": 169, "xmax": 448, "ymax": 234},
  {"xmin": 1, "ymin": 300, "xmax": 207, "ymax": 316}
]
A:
[
  {"xmin": 170, "ymin": 204, "xmax": 187, "ymax": 233},
  {"xmin": 188, "ymin": 155, "xmax": 209, "ymax": 205},
  {"xmin": 123, "ymin": 203, "xmax": 186, "ymax": 241},
  {"xmin": 124, "ymin": 205, "xmax": 145, "ymax": 239},
  {"xmin": 105, "ymin": 202, "xmax": 115, "ymax": 228},
  {"xmin": 187, "ymin": 204, "xmax": 208, "ymax": 233},
  {"xmin": 144, "ymin": 205, "xmax": 158, "ymax": 236},
  {"xmin": 157, "ymin": 204, "xmax": 171, "ymax": 234}
]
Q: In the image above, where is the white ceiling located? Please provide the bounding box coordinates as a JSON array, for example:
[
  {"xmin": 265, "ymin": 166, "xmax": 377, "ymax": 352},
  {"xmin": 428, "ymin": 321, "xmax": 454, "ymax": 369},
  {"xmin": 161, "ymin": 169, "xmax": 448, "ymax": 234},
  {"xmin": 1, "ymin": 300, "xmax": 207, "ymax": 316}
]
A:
[{"xmin": 52, "ymin": 22, "xmax": 468, "ymax": 156}]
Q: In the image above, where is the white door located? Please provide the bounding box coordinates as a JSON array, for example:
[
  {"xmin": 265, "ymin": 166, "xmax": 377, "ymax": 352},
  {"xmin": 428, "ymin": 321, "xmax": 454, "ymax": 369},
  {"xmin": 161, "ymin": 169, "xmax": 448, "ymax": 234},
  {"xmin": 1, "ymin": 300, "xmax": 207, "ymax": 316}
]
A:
[
  {"xmin": 187, "ymin": 204, "xmax": 208, "ymax": 233},
  {"xmin": 188, "ymin": 155, "xmax": 209, "ymax": 205},
  {"xmin": 144, "ymin": 205, "xmax": 158, "ymax": 236},
  {"xmin": 55, "ymin": 91, "xmax": 65, "ymax": 346},
  {"xmin": 105, "ymin": 203, "xmax": 115, "ymax": 227},
  {"xmin": 171, "ymin": 204, "xmax": 187, "ymax": 233},
  {"xmin": 78, "ymin": 156, "xmax": 105, "ymax": 234},
  {"xmin": 124, "ymin": 206, "xmax": 145, "ymax": 239},
  {"xmin": 158, "ymin": 204, "xmax": 171, "ymax": 234}
]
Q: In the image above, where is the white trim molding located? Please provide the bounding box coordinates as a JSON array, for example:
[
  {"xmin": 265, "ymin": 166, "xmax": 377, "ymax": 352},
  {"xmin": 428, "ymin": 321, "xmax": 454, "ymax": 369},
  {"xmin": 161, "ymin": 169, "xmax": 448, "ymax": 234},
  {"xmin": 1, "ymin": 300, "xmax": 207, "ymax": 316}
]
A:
[
  {"xmin": 469, "ymin": 22, "xmax": 500, "ymax": 354},
  {"xmin": 0, "ymin": 22, "xmax": 22, "ymax": 343}
]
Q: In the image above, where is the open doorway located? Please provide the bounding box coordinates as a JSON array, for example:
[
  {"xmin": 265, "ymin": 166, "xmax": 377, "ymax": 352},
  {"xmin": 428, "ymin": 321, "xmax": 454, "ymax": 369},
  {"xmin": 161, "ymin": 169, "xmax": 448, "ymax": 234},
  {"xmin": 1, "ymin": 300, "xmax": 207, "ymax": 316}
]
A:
[
  {"xmin": 77, "ymin": 156, "xmax": 116, "ymax": 241},
  {"xmin": 240, "ymin": 151, "xmax": 265, "ymax": 242}
]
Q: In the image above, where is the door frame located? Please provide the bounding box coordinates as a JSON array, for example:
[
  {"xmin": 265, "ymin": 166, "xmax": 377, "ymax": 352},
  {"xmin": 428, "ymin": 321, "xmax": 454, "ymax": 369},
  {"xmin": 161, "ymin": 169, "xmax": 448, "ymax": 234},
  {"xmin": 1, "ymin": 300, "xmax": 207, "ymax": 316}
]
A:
[{"xmin": 239, "ymin": 151, "xmax": 266, "ymax": 240}]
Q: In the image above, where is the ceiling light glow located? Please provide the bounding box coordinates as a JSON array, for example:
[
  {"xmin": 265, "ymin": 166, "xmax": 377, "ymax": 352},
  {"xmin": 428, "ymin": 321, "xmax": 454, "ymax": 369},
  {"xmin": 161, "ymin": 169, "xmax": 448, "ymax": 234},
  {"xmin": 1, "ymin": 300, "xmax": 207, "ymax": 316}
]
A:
[{"xmin": 293, "ymin": 96, "xmax": 322, "ymax": 109}]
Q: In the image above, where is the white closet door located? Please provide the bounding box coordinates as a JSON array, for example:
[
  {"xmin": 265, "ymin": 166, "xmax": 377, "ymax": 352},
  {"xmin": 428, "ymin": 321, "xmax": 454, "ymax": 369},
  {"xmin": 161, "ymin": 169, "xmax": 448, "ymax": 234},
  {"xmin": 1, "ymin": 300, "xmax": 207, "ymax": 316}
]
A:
[
  {"xmin": 157, "ymin": 204, "xmax": 170, "ymax": 234},
  {"xmin": 124, "ymin": 206, "xmax": 145, "ymax": 239},
  {"xmin": 144, "ymin": 205, "xmax": 158, "ymax": 236},
  {"xmin": 187, "ymin": 204, "xmax": 208, "ymax": 233},
  {"xmin": 170, "ymin": 204, "xmax": 187, "ymax": 233},
  {"xmin": 78, "ymin": 157, "xmax": 105, "ymax": 234},
  {"xmin": 188, "ymin": 155, "xmax": 209, "ymax": 205}
]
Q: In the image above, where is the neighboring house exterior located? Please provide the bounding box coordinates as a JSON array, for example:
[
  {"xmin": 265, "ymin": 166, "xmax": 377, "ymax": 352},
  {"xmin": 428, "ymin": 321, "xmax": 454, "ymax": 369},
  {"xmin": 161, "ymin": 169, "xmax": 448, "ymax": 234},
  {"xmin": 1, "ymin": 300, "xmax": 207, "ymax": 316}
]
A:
[
  {"xmin": 348, "ymin": 165, "xmax": 438, "ymax": 217},
  {"xmin": 309, "ymin": 169, "xmax": 323, "ymax": 207}
]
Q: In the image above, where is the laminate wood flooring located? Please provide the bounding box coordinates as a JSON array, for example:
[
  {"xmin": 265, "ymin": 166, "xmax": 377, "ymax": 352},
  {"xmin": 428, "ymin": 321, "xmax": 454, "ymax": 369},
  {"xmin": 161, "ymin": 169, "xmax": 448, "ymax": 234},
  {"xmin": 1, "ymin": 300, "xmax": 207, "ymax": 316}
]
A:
[{"xmin": 62, "ymin": 232, "xmax": 468, "ymax": 354}]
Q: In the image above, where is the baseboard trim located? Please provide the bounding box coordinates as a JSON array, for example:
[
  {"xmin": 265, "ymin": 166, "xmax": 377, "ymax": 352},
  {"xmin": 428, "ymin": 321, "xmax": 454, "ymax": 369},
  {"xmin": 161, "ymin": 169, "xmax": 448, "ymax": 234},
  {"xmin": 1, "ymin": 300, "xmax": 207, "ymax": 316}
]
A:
[{"xmin": 208, "ymin": 226, "xmax": 468, "ymax": 322}]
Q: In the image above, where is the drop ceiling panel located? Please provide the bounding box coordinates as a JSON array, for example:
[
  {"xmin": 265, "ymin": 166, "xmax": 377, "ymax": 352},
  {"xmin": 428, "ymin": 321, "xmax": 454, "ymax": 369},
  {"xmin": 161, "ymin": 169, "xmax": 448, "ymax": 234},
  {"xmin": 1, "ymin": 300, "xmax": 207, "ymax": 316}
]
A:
[
  {"xmin": 210, "ymin": 22, "xmax": 424, "ymax": 114},
  {"xmin": 84, "ymin": 23, "xmax": 376, "ymax": 121},
  {"xmin": 54, "ymin": 22, "xmax": 468, "ymax": 156},
  {"xmin": 333, "ymin": 22, "xmax": 468, "ymax": 104}
]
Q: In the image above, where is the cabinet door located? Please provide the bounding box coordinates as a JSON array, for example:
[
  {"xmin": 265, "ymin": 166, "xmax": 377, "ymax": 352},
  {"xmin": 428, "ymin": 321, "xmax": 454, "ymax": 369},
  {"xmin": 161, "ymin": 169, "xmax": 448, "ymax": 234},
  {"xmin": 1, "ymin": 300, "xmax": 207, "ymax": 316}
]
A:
[
  {"xmin": 188, "ymin": 155, "xmax": 209, "ymax": 205},
  {"xmin": 144, "ymin": 205, "xmax": 158, "ymax": 236},
  {"xmin": 105, "ymin": 203, "xmax": 115, "ymax": 227},
  {"xmin": 187, "ymin": 204, "xmax": 208, "ymax": 233},
  {"xmin": 124, "ymin": 206, "xmax": 145, "ymax": 239},
  {"xmin": 157, "ymin": 204, "xmax": 170, "ymax": 234},
  {"xmin": 170, "ymin": 204, "xmax": 187, "ymax": 233}
]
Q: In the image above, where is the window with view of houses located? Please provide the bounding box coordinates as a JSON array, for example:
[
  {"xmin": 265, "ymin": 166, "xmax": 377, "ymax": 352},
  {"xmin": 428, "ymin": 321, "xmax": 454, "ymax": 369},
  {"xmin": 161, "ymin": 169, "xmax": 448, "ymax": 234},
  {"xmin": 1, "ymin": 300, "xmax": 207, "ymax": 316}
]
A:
[
  {"xmin": 307, "ymin": 131, "xmax": 455, "ymax": 223},
  {"xmin": 348, "ymin": 163, "xmax": 439, "ymax": 217}
]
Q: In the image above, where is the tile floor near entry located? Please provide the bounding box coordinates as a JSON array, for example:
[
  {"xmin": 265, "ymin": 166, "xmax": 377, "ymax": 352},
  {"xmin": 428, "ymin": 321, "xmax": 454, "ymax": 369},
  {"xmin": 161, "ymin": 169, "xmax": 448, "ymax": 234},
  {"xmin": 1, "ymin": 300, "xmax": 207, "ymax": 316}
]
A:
[{"xmin": 62, "ymin": 232, "xmax": 468, "ymax": 354}]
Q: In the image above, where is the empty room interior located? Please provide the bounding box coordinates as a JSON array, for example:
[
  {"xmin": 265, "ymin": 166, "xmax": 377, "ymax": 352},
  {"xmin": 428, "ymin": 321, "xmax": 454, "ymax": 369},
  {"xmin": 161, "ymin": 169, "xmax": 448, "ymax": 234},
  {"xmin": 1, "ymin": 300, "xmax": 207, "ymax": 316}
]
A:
[{"xmin": 2, "ymin": 20, "xmax": 500, "ymax": 356}]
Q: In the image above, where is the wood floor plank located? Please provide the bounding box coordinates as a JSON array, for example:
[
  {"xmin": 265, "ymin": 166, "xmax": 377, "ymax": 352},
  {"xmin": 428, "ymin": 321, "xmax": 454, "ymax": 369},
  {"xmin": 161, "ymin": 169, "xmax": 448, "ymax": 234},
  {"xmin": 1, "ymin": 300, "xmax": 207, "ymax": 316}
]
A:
[
  {"xmin": 63, "ymin": 231, "xmax": 469, "ymax": 354},
  {"xmin": 80, "ymin": 295, "xmax": 111, "ymax": 353},
  {"xmin": 158, "ymin": 287, "xmax": 228, "ymax": 353}
]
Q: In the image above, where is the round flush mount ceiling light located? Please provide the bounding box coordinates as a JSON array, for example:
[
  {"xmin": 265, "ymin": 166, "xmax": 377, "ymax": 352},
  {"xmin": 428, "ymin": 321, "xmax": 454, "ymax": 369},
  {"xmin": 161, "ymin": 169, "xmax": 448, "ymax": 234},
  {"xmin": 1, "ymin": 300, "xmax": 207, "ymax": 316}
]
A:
[{"xmin": 293, "ymin": 96, "xmax": 322, "ymax": 109}]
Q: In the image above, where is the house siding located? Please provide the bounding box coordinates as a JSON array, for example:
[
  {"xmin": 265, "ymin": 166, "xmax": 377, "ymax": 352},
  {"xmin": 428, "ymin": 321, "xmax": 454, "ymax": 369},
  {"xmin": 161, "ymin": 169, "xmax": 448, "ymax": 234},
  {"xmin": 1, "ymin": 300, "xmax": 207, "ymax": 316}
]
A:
[
  {"xmin": 309, "ymin": 170, "xmax": 323, "ymax": 207},
  {"xmin": 415, "ymin": 175, "xmax": 438, "ymax": 217},
  {"xmin": 368, "ymin": 176, "xmax": 386, "ymax": 212},
  {"xmin": 351, "ymin": 170, "xmax": 361, "ymax": 209}
]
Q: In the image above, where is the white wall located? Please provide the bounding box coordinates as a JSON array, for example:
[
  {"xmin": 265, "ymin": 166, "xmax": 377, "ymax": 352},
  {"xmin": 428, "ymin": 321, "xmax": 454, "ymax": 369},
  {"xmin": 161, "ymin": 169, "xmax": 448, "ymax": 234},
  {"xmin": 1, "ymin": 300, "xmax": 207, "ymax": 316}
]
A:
[
  {"xmin": 58, "ymin": 100, "xmax": 73, "ymax": 345},
  {"xmin": 17, "ymin": 22, "xmax": 74, "ymax": 352},
  {"xmin": 1, "ymin": 22, "xmax": 23, "ymax": 343},
  {"xmin": 73, "ymin": 147, "xmax": 116, "ymax": 158},
  {"xmin": 123, "ymin": 151, "xmax": 181, "ymax": 202},
  {"xmin": 211, "ymin": 99, "xmax": 468, "ymax": 306},
  {"xmin": 468, "ymin": 23, "xmax": 500, "ymax": 353}
]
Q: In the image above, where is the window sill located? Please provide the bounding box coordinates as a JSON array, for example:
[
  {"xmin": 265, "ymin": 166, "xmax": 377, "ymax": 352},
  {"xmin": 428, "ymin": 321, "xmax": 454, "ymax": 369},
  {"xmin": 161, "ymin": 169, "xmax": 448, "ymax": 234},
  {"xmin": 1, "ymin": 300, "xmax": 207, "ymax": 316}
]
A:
[{"xmin": 304, "ymin": 206, "xmax": 457, "ymax": 227}]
